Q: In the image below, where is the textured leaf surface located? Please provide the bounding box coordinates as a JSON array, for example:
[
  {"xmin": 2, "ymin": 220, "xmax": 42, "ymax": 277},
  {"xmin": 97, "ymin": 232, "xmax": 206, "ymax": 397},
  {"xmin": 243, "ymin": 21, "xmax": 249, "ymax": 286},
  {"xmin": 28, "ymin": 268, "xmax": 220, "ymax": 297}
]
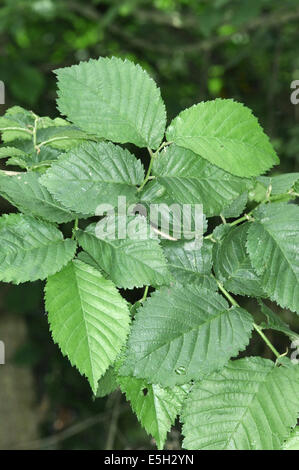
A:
[
  {"xmin": 36, "ymin": 125, "xmax": 95, "ymax": 150},
  {"xmin": 258, "ymin": 301, "xmax": 299, "ymax": 341},
  {"xmin": 221, "ymin": 191, "xmax": 248, "ymax": 219},
  {"xmin": 282, "ymin": 427, "xmax": 299, "ymax": 450},
  {"xmin": 166, "ymin": 99, "xmax": 279, "ymax": 177},
  {"xmin": 40, "ymin": 141, "xmax": 144, "ymax": 215},
  {"xmin": 182, "ymin": 357, "xmax": 299, "ymax": 450},
  {"xmin": 0, "ymin": 107, "xmax": 69, "ymax": 144},
  {"xmin": 0, "ymin": 106, "xmax": 34, "ymax": 141},
  {"xmin": 120, "ymin": 286, "xmax": 253, "ymax": 386},
  {"xmin": 76, "ymin": 217, "xmax": 170, "ymax": 289},
  {"xmin": 213, "ymin": 223, "xmax": 265, "ymax": 297},
  {"xmin": 162, "ymin": 239, "xmax": 217, "ymax": 290},
  {"xmin": 45, "ymin": 259, "xmax": 130, "ymax": 394},
  {"xmin": 0, "ymin": 214, "xmax": 76, "ymax": 283},
  {"xmin": 76, "ymin": 251, "xmax": 104, "ymax": 273},
  {"xmin": 0, "ymin": 172, "xmax": 79, "ymax": 223},
  {"xmin": 56, "ymin": 57, "xmax": 166, "ymax": 149},
  {"xmin": 118, "ymin": 375, "xmax": 189, "ymax": 449},
  {"xmin": 257, "ymin": 173, "xmax": 299, "ymax": 195},
  {"xmin": 247, "ymin": 203, "xmax": 299, "ymax": 313},
  {"xmin": 151, "ymin": 145, "xmax": 251, "ymax": 217},
  {"xmin": 0, "ymin": 146, "xmax": 25, "ymax": 158},
  {"xmin": 140, "ymin": 179, "xmax": 208, "ymax": 240}
]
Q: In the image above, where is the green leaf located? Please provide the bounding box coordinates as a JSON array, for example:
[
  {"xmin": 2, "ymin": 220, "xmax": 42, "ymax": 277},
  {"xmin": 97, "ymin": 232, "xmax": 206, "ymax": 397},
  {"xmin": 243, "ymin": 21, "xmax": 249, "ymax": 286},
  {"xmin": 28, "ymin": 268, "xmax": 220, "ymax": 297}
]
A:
[
  {"xmin": 248, "ymin": 180, "xmax": 268, "ymax": 203},
  {"xmin": 282, "ymin": 427, "xmax": 299, "ymax": 450},
  {"xmin": 76, "ymin": 217, "xmax": 171, "ymax": 289},
  {"xmin": 166, "ymin": 99, "xmax": 279, "ymax": 177},
  {"xmin": 1, "ymin": 106, "xmax": 34, "ymax": 124},
  {"xmin": 118, "ymin": 375, "xmax": 189, "ymax": 450},
  {"xmin": 221, "ymin": 191, "xmax": 248, "ymax": 219},
  {"xmin": 0, "ymin": 146, "xmax": 26, "ymax": 158},
  {"xmin": 140, "ymin": 178, "xmax": 208, "ymax": 239},
  {"xmin": 96, "ymin": 366, "xmax": 118, "ymax": 398},
  {"xmin": 247, "ymin": 203, "xmax": 299, "ymax": 313},
  {"xmin": 213, "ymin": 223, "xmax": 265, "ymax": 297},
  {"xmin": 45, "ymin": 259, "xmax": 130, "ymax": 394},
  {"xmin": 0, "ymin": 172, "xmax": 81, "ymax": 223},
  {"xmin": 36, "ymin": 125, "xmax": 96, "ymax": 150},
  {"xmin": 0, "ymin": 107, "xmax": 34, "ymax": 126},
  {"xmin": 257, "ymin": 173, "xmax": 299, "ymax": 195},
  {"xmin": 40, "ymin": 141, "xmax": 144, "ymax": 215},
  {"xmin": 0, "ymin": 107, "xmax": 34, "ymax": 142},
  {"xmin": 120, "ymin": 286, "xmax": 253, "ymax": 386},
  {"xmin": 56, "ymin": 57, "xmax": 166, "ymax": 149},
  {"xmin": 258, "ymin": 300, "xmax": 299, "ymax": 342},
  {"xmin": 76, "ymin": 251, "xmax": 104, "ymax": 273},
  {"xmin": 211, "ymin": 223, "xmax": 231, "ymax": 243},
  {"xmin": 181, "ymin": 357, "xmax": 299, "ymax": 450},
  {"xmin": 162, "ymin": 239, "xmax": 217, "ymax": 290},
  {"xmin": 5, "ymin": 139, "xmax": 61, "ymax": 170},
  {"xmin": 0, "ymin": 214, "xmax": 76, "ymax": 283},
  {"xmin": 151, "ymin": 145, "xmax": 251, "ymax": 217}
]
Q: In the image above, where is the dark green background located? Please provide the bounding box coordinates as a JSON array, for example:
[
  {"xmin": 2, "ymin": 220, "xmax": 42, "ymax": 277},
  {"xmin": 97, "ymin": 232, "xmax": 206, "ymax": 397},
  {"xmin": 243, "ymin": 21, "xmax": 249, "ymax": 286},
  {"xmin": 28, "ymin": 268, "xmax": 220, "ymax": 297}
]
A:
[{"xmin": 0, "ymin": 0, "xmax": 298, "ymax": 450}]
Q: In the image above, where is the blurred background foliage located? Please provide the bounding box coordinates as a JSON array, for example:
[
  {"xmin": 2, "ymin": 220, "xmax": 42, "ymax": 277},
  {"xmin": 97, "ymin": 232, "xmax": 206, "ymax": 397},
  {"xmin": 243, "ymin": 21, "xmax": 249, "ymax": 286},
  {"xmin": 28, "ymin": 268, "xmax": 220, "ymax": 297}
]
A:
[{"xmin": 0, "ymin": 0, "xmax": 299, "ymax": 450}]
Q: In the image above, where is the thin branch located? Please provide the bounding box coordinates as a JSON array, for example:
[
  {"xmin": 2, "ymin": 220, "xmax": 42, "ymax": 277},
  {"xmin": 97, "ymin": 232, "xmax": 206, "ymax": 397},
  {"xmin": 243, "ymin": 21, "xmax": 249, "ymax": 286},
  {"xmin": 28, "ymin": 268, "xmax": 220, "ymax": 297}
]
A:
[
  {"xmin": 10, "ymin": 412, "xmax": 111, "ymax": 450},
  {"xmin": 215, "ymin": 278, "xmax": 281, "ymax": 359},
  {"xmin": 105, "ymin": 391, "xmax": 122, "ymax": 450},
  {"xmin": 110, "ymin": 7, "xmax": 299, "ymax": 55}
]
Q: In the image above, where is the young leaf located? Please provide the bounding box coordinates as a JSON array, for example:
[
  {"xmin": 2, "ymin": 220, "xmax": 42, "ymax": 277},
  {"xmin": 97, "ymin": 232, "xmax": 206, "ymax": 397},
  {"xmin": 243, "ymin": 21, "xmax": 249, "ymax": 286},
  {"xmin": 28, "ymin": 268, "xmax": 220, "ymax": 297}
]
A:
[
  {"xmin": 0, "ymin": 146, "xmax": 26, "ymax": 158},
  {"xmin": 40, "ymin": 141, "xmax": 144, "ymax": 215},
  {"xmin": 247, "ymin": 203, "xmax": 299, "ymax": 313},
  {"xmin": 151, "ymin": 145, "xmax": 251, "ymax": 217},
  {"xmin": 118, "ymin": 375, "xmax": 189, "ymax": 450},
  {"xmin": 0, "ymin": 106, "xmax": 34, "ymax": 142},
  {"xmin": 76, "ymin": 217, "xmax": 171, "ymax": 289},
  {"xmin": 4, "ymin": 139, "xmax": 61, "ymax": 169},
  {"xmin": 45, "ymin": 259, "xmax": 131, "ymax": 394},
  {"xmin": 120, "ymin": 286, "xmax": 254, "ymax": 386},
  {"xmin": 0, "ymin": 214, "xmax": 76, "ymax": 283},
  {"xmin": 162, "ymin": 239, "xmax": 218, "ymax": 290},
  {"xmin": 213, "ymin": 223, "xmax": 265, "ymax": 297},
  {"xmin": 56, "ymin": 57, "xmax": 166, "ymax": 149},
  {"xmin": 282, "ymin": 427, "xmax": 299, "ymax": 450},
  {"xmin": 166, "ymin": 99, "xmax": 279, "ymax": 177},
  {"xmin": 0, "ymin": 172, "xmax": 81, "ymax": 223},
  {"xmin": 0, "ymin": 106, "xmax": 34, "ymax": 124},
  {"xmin": 36, "ymin": 125, "xmax": 95, "ymax": 150},
  {"xmin": 181, "ymin": 357, "xmax": 299, "ymax": 450},
  {"xmin": 258, "ymin": 300, "xmax": 299, "ymax": 341}
]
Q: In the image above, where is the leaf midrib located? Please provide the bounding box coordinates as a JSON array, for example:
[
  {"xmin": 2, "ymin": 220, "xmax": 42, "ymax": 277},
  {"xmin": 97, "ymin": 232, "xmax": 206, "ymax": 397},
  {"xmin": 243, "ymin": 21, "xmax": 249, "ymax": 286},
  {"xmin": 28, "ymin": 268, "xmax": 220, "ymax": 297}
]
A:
[
  {"xmin": 134, "ymin": 306, "xmax": 240, "ymax": 362},
  {"xmin": 256, "ymin": 221, "xmax": 299, "ymax": 282},
  {"xmin": 221, "ymin": 365, "xmax": 276, "ymax": 449}
]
